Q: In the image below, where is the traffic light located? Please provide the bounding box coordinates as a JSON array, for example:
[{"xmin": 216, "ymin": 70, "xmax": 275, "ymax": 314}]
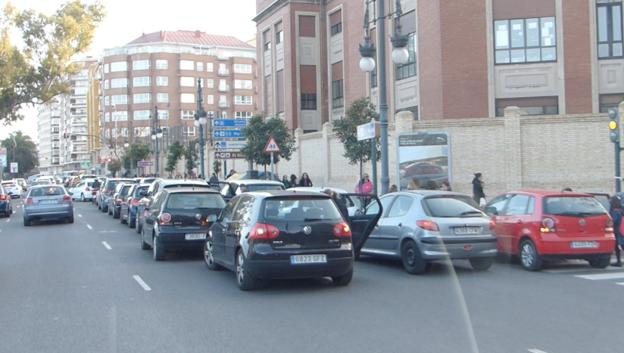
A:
[{"xmin": 609, "ymin": 108, "xmax": 620, "ymax": 143}]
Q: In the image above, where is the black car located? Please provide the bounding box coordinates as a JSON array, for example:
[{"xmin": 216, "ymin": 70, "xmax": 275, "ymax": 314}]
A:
[
  {"xmin": 98, "ymin": 178, "xmax": 134, "ymax": 213},
  {"xmin": 204, "ymin": 190, "xmax": 382, "ymax": 290},
  {"xmin": 120, "ymin": 184, "xmax": 150, "ymax": 227},
  {"xmin": 109, "ymin": 183, "xmax": 134, "ymax": 219},
  {"xmin": 140, "ymin": 188, "xmax": 227, "ymax": 261}
]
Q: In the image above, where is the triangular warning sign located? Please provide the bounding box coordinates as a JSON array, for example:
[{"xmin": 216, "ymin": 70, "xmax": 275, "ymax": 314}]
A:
[{"xmin": 263, "ymin": 137, "xmax": 281, "ymax": 153}]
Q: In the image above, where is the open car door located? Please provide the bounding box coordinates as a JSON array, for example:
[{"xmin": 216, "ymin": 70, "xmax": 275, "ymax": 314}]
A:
[{"xmin": 344, "ymin": 193, "xmax": 383, "ymax": 258}]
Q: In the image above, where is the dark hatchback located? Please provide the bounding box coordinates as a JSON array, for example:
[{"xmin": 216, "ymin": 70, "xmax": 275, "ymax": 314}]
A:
[
  {"xmin": 0, "ymin": 185, "xmax": 13, "ymax": 217},
  {"xmin": 120, "ymin": 184, "xmax": 150, "ymax": 228},
  {"xmin": 109, "ymin": 183, "xmax": 135, "ymax": 219},
  {"xmin": 140, "ymin": 188, "xmax": 227, "ymax": 261},
  {"xmin": 98, "ymin": 178, "xmax": 135, "ymax": 213},
  {"xmin": 204, "ymin": 190, "xmax": 381, "ymax": 290}
]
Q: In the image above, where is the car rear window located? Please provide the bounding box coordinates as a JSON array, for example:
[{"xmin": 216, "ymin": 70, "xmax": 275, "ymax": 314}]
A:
[
  {"xmin": 30, "ymin": 187, "xmax": 65, "ymax": 197},
  {"xmin": 263, "ymin": 198, "xmax": 342, "ymax": 221},
  {"xmin": 165, "ymin": 193, "xmax": 226, "ymax": 209},
  {"xmin": 424, "ymin": 196, "xmax": 485, "ymax": 218},
  {"xmin": 134, "ymin": 186, "xmax": 149, "ymax": 197},
  {"xmin": 240, "ymin": 184, "xmax": 284, "ymax": 192},
  {"xmin": 163, "ymin": 183, "xmax": 210, "ymax": 189},
  {"xmin": 543, "ymin": 196, "xmax": 606, "ymax": 217}
]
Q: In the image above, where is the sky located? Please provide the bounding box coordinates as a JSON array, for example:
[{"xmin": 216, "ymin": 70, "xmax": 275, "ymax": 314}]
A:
[{"xmin": 0, "ymin": 0, "xmax": 257, "ymax": 142}]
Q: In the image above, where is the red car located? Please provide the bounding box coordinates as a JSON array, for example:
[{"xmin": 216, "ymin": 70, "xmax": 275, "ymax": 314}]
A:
[{"xmin": 485, "ymin": 190, "xmax": 615, "ymax": 271}]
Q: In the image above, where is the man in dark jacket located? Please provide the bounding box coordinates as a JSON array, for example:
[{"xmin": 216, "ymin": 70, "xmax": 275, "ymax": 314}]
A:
[{"xmin": 472, "ymin": 172, "xmax": 485, "ymax": 205}]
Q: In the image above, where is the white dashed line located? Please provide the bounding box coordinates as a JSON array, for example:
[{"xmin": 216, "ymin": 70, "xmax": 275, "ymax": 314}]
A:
[
  {"xmin": 528, "ymin": 349, "xmax": 548, "ymax": 353},
  {"xmin": 78, "ymin": 214, "xmax": 83, "ymax": 218},
  {"xmin": 132, "ymin": 275, "xmax": 151, "ymax": 291},
  {"xmin": 101, "ymin": 241, "xmax": 112, "ymax": 250},
  {"xmin": 616, "ymin": 282, "xmax": 624, "ymax": 286},
  {"xmin": 575, "ymin": 272, "xmax": 624, "ymax": 281},
  {"xmin": 86, "ymin": 224, "xmax": 93, "ymax": 230},
  {"xmin": 98, "ymin": 230, "xmax": 118, "ymax": 233}
]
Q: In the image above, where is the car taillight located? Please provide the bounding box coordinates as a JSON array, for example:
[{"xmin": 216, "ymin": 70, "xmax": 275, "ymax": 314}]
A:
[
  {"xmin": 333, "ymin": 222, "xmax": 352, "ymax": 238},
  {"xmin": 63, "ymin": 195, "xmax": 72, "ymax": 202},
  {"xmin": 605, "ymin": 219, "xmax": 614, "ymax": 233},
  {"xmin": 158, "ymin": 212, "xmax": 172, "ymax": 225},
  {"xmin": 416, "ymin": 220, "xmax": 439, "ymax": 232},
  {"xmin": 131, "ymin": 199, "xmax": 140, "ymax": 206},
  {"xmin": 540, "ymin": 217, "xmax": 556, "ymax": 233},
  {"xmin": 0, "ymin": 194, "xmax": 6, "ymax": 201},
  {"xmin": 249, "ymin": 223, "xmax": 280, "ymax": 240},
  {"xmin": 25, "ymin": 198, "xmax": 33, "ymax": 205}
]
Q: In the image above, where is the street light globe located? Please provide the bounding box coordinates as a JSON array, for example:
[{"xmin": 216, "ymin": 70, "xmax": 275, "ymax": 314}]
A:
[
  {"xmin": 359, "ymin": 57, "xmax": 376, "ymax": 72},
  {"xmin": 193, "ymin": 120, "xmax": 200, "ymax": 127},
  {"xmin": 151, "ymin": 135, "xmax": 156, "ymax": 140},
  {"xmin": 124, "ymin": 142, "xmax": 129, "ymax": 148},
  {"xmin": 391, "ymin": 47, "xmax": 410, "ymax": 65},
  {"xmin": 199, "ymin": 117, "xmax": 207, "ymax": 125}
]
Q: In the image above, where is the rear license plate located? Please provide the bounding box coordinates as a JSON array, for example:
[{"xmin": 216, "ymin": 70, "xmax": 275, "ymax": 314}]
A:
[
  {"xmin": 39, "ymin": 200, "xmax": 56, "ymax": 205},
  {"xmin": 185, "ymin": 233, "xmax": 206, "ymax": 240},
  {"xmin": 454, "ymin": 227, "xmax": 481, "ymax": 235},
  {"xmin": 570, "ymin": 241, "xmax": 599, "ymax": 249},
  {"xmin": 290, "ymin": 254, "xmax": 327, "ymax": 264}
]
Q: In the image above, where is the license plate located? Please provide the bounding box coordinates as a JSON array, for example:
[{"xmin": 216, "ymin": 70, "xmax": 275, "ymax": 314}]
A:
[
  {"xmin": 570, "ymin": 241, "xmax": 599, "ymax": 249},
  {"xmin": 290, "ymin": 254, "xmax": 327, "ymax": 264},
  {"xmin": 454, "ymin": 227, "xmax": 481, "ymax": 235},
  {"xmin": 185, "ymin": 233, "xmax": 206, "ymax": 240},
  {"xmin": 39, "ymin": 200, "xmax": 56, "ymax": 205}
]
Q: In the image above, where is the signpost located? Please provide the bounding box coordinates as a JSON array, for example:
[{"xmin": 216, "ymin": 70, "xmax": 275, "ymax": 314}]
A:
[
  {"xmin": 263, "ymin": 137, "xmax": 281, "ymax": 178},
  {"xmin": 213, "ymin": 129, "xmax": 244, "ymax": 139},
  {"xmin": 10, "ymin": 162, "xmax": 18, "ymax": 174},
  {"xmin": 214, "ymin": 140, "xmax": 247, "ymax": 150},
  {"xmin": 212, "ymin": 118, "xmax": 249, "ymax": 177},
  {"xmin": 215, "ymin": 151, "xmax": 244, "ymax": 159},
  {"xmin": 212, "ymin": 119, "xmax": 248, "ymax": 128},
  {"xmin": 397, "ymin": 132, "xmax": 451, "ymax": 191},
  {"xmin": 357, "ymin": 119, "xmax": 379, "ymax": 194},
  {"xmin": 137, "ymin": 160, "xmax": 153, "ymax": 168}
]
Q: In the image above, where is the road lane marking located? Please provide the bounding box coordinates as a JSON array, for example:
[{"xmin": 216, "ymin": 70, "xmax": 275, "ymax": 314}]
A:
[
  {"xmin": 86, "ymin": 224, "xmax": 93, "ymax": 230},
  {"xmin": 575, "ymin": 272, "xmax": 624, "ymax": 280},
  {"xmin": 528, "ymin": 349, "xmax": 548, "ymax": 353},
  {"xmin": 78, "ymin": 214, "xmax": 83, "ymax": 218},
  {"xmin": 101, "ymin": 241, "xmax": 112, "ymax": 250},
  {"xmin": 132, "ymin": 275, "xmax": 151, "ymax": 291},
  {"xmin": 5, "ymin": 218, "xmax": 10, "ymax": 223},
  {"xmin": 98, "ymin": 230, "xmax": 118, "ymax": 233},
  {"xmin": 616, "ymin": 282, "xmax": 624, "ymax": 286},
  {"xmin": 544, "ymin": 266, "xmax": 623, "ymax": 274}
]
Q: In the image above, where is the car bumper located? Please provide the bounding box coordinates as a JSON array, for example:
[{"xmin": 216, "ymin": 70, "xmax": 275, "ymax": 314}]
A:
[
  {"xmin": 535, "ymin": 233, "xmax": 615, "ymax": 256},
  {"xmin": 419, "ymin": 236, "xmax": 498, "ymax": 260},
  {"xmin": 156, "ymin": 229, "xmax": 210, "ymax": 250},
  {"xmin": 24, "ymin": 205, "xmax": 73, "ymax": 219}
]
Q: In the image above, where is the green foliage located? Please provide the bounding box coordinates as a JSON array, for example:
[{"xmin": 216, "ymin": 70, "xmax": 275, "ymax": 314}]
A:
[
  {"xmin": 107, "ymin": 159, "xmax": 121, "ymax": 177},
  {"xmin": 122, "ymin": 143, "xmax": 150, "ymax": 171},
  {"xmin": 185, "ymin": 140, "xmax": 198, "ymax": 175},
  {"xmin": 0, "ymin": 1, "xmax": 105, "ymax": 122},
  {"xmin": 165, "ymin": 141, "xmax": 185, "ymax": 173},
  {"xmin": 241, "ymin": 116, "xmax": 296, "ymax": 166},
  {"xmin": 332, "ymin": 97, "xmax": 379, "ymax": 169},
  {"xmin": 1, "ymin": 131, "xmax": 37, "ymax": 177}
]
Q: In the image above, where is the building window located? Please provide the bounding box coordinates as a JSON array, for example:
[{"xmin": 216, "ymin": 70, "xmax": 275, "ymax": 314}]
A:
[
  {"xmin": 111, "ymin": 111, "xmax": 128, "ymax": 121},
  {"xmin": 105, "ymin": 112, "xmax": 111, "ymax": 122},
  {"xmin": 207, "ymin": 62, "xmax": 214, "ymax": 72},
  {"xmin": 181, "ymin": 93, "xmax": 195, "ymax": 103},
  {"xmin": 235, "ymin": 111, "xmax": 253, "ymax": 118},
  {"xmin": 599, "ymin": 94, "xmax": 624, "ymax": 112},
  {"xmin": 598, "ymin": 2, "xmax": 623, "ymax": 58},
  {"xmin": 299, "ymin": 15, "xmax": 316, "ymax": 37},
  {"xmin": 183, "ymin": 125, "xmax": 196, "ymax": 137},
  {"xmin": 156, "ymin": 93, "xmax": 169, "ymax": 103},
  {"xmin": 495, "ymin": 17, "xmax": 556, "ymax": 64},
  {"xmin": 181, "ymin": 110, "xmax": 195, "ymax": 120},
  {"xmin": 110, "ymin": 78, "xmax": 128, "ymax": 88},
  {"xmin": 104, "ymin": 96, "xmax": 110, "ymax": 106},
  {"xmin": 234, "ymin": 95, "xmax": 253, "ymax": 105},
  {"xmin": 275, "ymin": 22, "xmax": 284, "ymax": 44},
  {"xmin": 133, "ymin": 110, "xmax": 150, "ymax": 120},
  {"xmin": 132, "ymin": 59, "xmax": 150, "ymax": 71},
  {"xmin": 207, "ymin": 95, "xmax": 214, "ymax": 104},
  {"xmin": 104, "ymin": 64, "xmax": 110, "ymax": 73},
  {"xmin": 156, "ymin": 76, "xmax": 168, "ymax": 86},
  {"xmin": 179, "ymin": 60, "xmax": 194, "ymax": 70},
  {"xmin": 495, "ymin": 96, "xmax": 559, "ymax": 116},
  {"xmin": 155, "ymin": 59, "xmax": 168, "ymax": 70},
  {"xmin": 132, "ymin": 76, "xmax": 150, "ymax": 87},
  {"xmin": 263, "ymin": 30, "xmax": 271, "ymax": 52},
  {"xmin": 158, "ymin": 110, "xmax": 169, "ymax": 120},
  {"xmin": 395, "ymin": 33, "xmax": 417, "ymax": 80},
  {"xmin": 133, "ymin": 93, "xmax": 150, "ymax": 104},
  {"xmin": 206, "ymin": 79, "xmax": 214, "ymax": 88},
  {"xmin": 196, "ymin": 62, "xmax": 204, "ymax": 71},
  {"xmin": 103, "ymin": 80, "xmax": 110, "ymax": 89},
  {"xmin": 330, "ymin": 10, "xmax": 342, "ymax": 36},
  {"xmin": 234, "ymin": 79, "xmax": 253, "ymax": 89},
  {"xmin": 111, "ymin": 95, "xmax": 128, "ymax": 105},
  {"xmin": 331, "ymin": 80, "xmax": 344, "ymax": 108},
  {"xmin": 301, "ymin": 93, "xmax": 317, "ymax": 110},
  {"xmin": 180, "ymin": 76, "xmax": 195, "ymax": 87},
  {"xmin": 110, "ymin": 61, "xmax": 127, "ymax": 72},
  {"xmin": 234, "ymin": 64, "xmax": 252, "ymax": 74}
]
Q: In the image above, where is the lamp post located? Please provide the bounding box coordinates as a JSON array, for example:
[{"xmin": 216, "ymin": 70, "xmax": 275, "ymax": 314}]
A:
[
  {"xmin": 359, "ymin": 0, "xmax": 410, "ymax": 194},
  {"xmin": 194, "ymin": 78, "xmax": 208, "ymax": 180},
  {"xmin": 151, "ymin": 106, "xmax": 163, "ymax": 176},
  {"xmin": 123, "ymin": 141, "xmax": 133, "ymax": 177}
]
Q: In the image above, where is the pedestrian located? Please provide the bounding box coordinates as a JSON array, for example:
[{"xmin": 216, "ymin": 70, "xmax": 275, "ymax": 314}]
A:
[
  {"xmin": 389, "ymin": 184, "xmax": 398, "ymax": 193},
  {"xmin": 355, "ymin": 174, "xmax": 373, "ymax": 194},
  {"xmin": 610, "ymin": 196, "xmax": 624, "ymax": 267},
  {"xmin": 472, "ymin": 172, "xmax": 486, "ymax": 207},
  {"xmin": 281, "ymin": 175, "xmax": 291, "ymax": 188},
  {"xmin": 226, "ymin": 169, "xmax": 236, "ymax": 179},
  {"xmin": 440, "ymin": 181, "xmax": 452, "ymax": 191},
  {"xmin": 423, "ymin": 180, "xmax": 438, "ymax": 190},
  {"xmin": 324, "ymin": 189, "xmax": 349, "ymax": 220},
  {"xmin": 407, "ymin": 177, "xmax": 420, "ymax": 190},
  {"xmin": 299, "ymin": 172, "xmax": 313, "ymax": 187},
  {"xmin": 209, "ymin": 173, "xmax": 219, "ymax": 186},
  {"xmin": 561, "ymin": 187, "xmax": 573, "ymax": 192},
  {"xmin": 290, "ymin": 174, "xmax": 298, "ymax": 188}
]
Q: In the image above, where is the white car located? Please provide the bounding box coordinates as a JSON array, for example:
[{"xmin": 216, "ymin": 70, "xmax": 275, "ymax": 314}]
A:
[
  {"xmin": 1, "ymin": 181, "xmax": 22, "ymax": 198},
  {"xmin": 69, "ymin": 179, "xmax": 97, "ymax": 201},
  {"xmin": 36, "ymin": 176, "xmax": 56, "ymax": 184},
  {"xmin": 288, "ymin": 186, "xmax": 362, "ymax": 216}
]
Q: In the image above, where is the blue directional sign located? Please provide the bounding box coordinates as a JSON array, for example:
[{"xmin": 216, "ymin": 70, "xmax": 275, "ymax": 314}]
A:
[
  {"xmin": 214, "ymin": 140, "xmax": 247, "ymax": 150},
  {"xmin": 213, "ymin": 129, "xmax": 244, "ymax": 139},
  {"xmin": 212, "ymin": 119, "xmax": 248, "ymax": 128}
]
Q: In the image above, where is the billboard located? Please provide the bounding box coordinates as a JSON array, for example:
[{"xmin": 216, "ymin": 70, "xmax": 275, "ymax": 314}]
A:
[{"xmin": 397, "ymin": 132, "xmax": 450, "ymax": 190}]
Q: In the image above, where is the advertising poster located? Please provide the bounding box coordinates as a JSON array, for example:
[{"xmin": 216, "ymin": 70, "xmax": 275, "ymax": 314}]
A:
[{"xmin": 397, "ymin": 132, "xmax": 450, "ymax": 190}]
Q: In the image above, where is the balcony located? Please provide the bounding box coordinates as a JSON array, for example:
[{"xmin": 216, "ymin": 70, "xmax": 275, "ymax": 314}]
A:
[{"xmin": 217, "ymin": 68, "xmax": 230, "ymax": 76}]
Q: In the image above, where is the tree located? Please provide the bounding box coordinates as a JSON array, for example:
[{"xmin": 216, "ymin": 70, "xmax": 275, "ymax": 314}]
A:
[
  {"xmin": 332, "ymin": 97, "xmax": 380, "ymax": 177},
  {"xmin": 165, "ymin": 141, "xmax": 185, "ymax": 174},
  {"xmin": 0, "ymin": 1, "xmax": 105, "ymax": 123},
  {"xmin": 241, "ymin": 116, "xmax": 296, "ymax": 167},
  {"xmin": 107, "ymin": 159, "xmax": 121, "ymax": 177},
  {"xmin": 184, "ymin": 139, "xmax": 198, "ymax": 176},
  {"xmin": 1, "ymin": 131, "xmax": 37, "ymax": 177},
  {"xmin": 122, "ymin": 143, "xmax": 150, "ymax": 171}
]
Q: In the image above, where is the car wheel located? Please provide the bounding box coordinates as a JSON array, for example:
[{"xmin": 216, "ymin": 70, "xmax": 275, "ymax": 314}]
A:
[
  {"xmin": 80, "ymin": 193, "xmax": 85, "ymax": 202},
  {"xmin": 236, "ymin": 249, "xmax": 261, "ymax": 291},
  {"xmin": 23, "ymin": 217, "xmax": 31, "ymax": 226},
  {"xmin": 128, "ymin": 213, "xmax": 135, "ymax": 228},
  {"xmin": 589, "ymin": 254, "xmax": 611, "ymax": 269},
  {"xmin": 469, "ymin": 257, "xmax": 494, "ymax": 271},
  {"xmin": 140, "ymin": 228, "xmax": 150, "ymax": 250},
  {"xmin": 120, "ymin": 212, "xmax": 126, "ymax": 224},
  {"xmin": 401, "ymin": 240, "xmax": 428, "ymax": 274},
  {"xmin": 67, "ymin": 215, "xmax": 74, "ymax": 224},
  {"xmin": 520, "ymin": 239, "xmax": 542, "ymax": 271},
  {"xmin": 332, "ymin": 269, "xmax": 353, "ymax": 286},
  {"xmin": 135, "ymin": 214, "xmax": 142, "ymax": 234},
  {"xmin": 152, "ymin": 235, "xmax": 165, "ymax": 261},
  {"xmin": 113, "ymin": 209, "xmax": 120, "ymax": 219},
  {"xmin": 204, "ymin": 238, "xmax": 223, "ymax": 270}
]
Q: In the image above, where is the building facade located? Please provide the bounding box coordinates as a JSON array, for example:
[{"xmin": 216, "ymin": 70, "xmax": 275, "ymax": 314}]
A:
[
  {"xmin": 255, "ymin": 0, "xmax": 624, "ymax": 131},
  {"xmin": 99, "ymin": 30, "xmax": 258, "ymax": 167},
  {"xmin": 37, "ymin": 100, "xmax": 62, "ymax": 174}
]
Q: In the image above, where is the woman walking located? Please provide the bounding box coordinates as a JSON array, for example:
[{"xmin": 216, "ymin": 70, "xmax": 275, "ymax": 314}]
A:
[
  {"xmin": 289, "ymin": 174, "xmax": 298, "ymax": 188},
  {"xmin": 610, "ymin": 196, "xmax": 623, "ymax": 267},
  {"xmin": 299, "ymin": 172, "xmax": 313, "ymax": 187},
  {"xmin": 472, "ymin": 172, "xmax": 486, "ymax": 206},
  {"xmin": 355, "ymin": 174, "xmax": 373, "ymax": 194}
]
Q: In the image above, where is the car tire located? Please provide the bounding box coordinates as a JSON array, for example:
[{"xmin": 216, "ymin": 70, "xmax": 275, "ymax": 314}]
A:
[
  {"xmin": 135, "ymin": 214, "xmax": 142, "ymax": 234},
  {"xmin": 140, "ymin": 228, "xmax": 150, "ymax": 250},
  {"xmin": 67, "ymin": 215, "xmax": 74, "ymax": 224},
  {"xmin": 23, "ymin": 217, "xmax": 31, "ymax": 226},
  {"xmin": 120, "ymin": 212, "xmax": 126, "ymax": 224},
  {"xmin": 113, "ymin": 209, "xmax": 120, "ymax": 219},
  {"xmin": 152, "ymin": 235, "xmax": 165, "ymax": 261},
  {"xmin": 128, "ymin": 213, "xmax": 136, "ymax": 228},
  {"xmin": 469, "ymin": 257, "xmax": 494, "ymax": 271},
  {"xmin": 520, "ymin": 239, "xmax": 543, "ymax": 271},
  {"xmin": 236, "ymin": 249, "xmax": 261, "ymax": 291},
  {"xmin": 204, "ymin": 238, "xmax": 222, "ymax": 271},
  {"xmin": 80, "ymin": 193, "xmax": 85, "ymax": 202},
  {"xmin": 589, "ymin": 254, "xmax": 611, "ymax": 269},
  {"xmin": 332, "ymin": 269, "xmax": 353, "ymax": 286},
  {"xmin": 401, "ymin": 240, "xmax": 428, "ymax": 274}
]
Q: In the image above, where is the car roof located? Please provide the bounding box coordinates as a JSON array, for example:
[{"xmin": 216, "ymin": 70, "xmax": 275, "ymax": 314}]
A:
[
  {"xmin": 229, "ymin": 179, "xmax": 284, "ymax": 185},
  {"xmin": 386, "ymin": 190, "xmax": 472, "ymax": 198},
  {"xmin": 29, "ymin": 184, "xmax": 64, "ymax": 189},
  {"xmin": 164, "ymin": 187, "xmax": 221, "ymax": 194},
  {"xmin": 160, "ymin": 179, "xmax": 208, "ymax": 186},
  {"xmin": 289, "ymin": 186, "xmax": 349, "ymax": 194},
  {"xmin": 245, "ymin": 190, "xmax": 331, "ymax": 198},
  {"xmin": 106, "ymin": 178, "xmax": 135, "ymax": 182},
  {"xmin": 506, "ymin": 189, "xmax": 594, "ymax": 197}
]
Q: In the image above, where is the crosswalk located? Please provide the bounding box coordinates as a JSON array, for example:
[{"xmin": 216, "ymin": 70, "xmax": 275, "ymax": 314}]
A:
[{"xmin": 542, "ymin": 260, "xmax": 624, "ymax": 287}]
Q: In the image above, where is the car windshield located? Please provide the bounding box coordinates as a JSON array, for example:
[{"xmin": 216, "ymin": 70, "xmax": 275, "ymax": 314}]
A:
[
  {"xmin": 424, "ymin": 195, "xmax": 484, "ymax": 218},
  {"xmin": 30, "ymin": 187, "xmax": 64, "ymax": 197},
  {"xmin": 239, "ymin": 184, "xmax": 283, "ymax": 192},
  {"xmin": 263, "ymin": 198, "xmax": 342, "ymax": 221},
  {"xmin": 165, "ymin": 193, "xmax": 226, "ymax": 209},
  {"xmin": 544, "ymin": 196, "xmax": 606, "ymax": 217}
]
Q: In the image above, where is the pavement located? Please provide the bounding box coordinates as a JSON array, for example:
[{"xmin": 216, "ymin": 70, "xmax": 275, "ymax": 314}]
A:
[{"xmin": 1, "ymin": 199, "xmax": 623, "ymax": 353}]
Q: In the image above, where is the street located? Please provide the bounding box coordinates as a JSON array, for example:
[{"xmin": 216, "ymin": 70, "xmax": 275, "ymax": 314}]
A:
[{"xmin": 1, "ymin": 200, "xmax": 623, "ymax": 353}]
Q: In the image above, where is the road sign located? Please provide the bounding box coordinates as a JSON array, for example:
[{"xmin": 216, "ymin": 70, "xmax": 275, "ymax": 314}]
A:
[
  {"xmin": 212, "ymin": 119, "xmax": 248, "ymax": 128},
  {"xmin": 214, "ymin": 140, "xmax": 247, "ymax": 150},
  {"xmin": 357, "ymin": 120, "xmax": 377, "ymax": 141},
  {"xmin": 214, "ymin": 151, "xmax": 244, "ymax": 159},
  {"xmin": 10, "ymin": 162, "xmax": 18, "ymax": 173},
  {"xmin": 213, "ymin": 130, "xmax": 244, "ymax": 139},
  {"xmin": 263, "ymin": 137, "xmax": 281, "ymax": 154},
  {"xmin": 137, "ymin": 160, "xmax": 153, "ymax": 167}
]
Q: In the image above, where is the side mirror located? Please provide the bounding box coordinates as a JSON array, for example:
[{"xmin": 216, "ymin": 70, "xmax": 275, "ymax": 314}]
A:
[
  {"xmin": 485, "ymin": 206, "xmax": 498, "ymax": 216},
  {"xmin": 207, "ymin": 214, "xmax": 218, "ymax": 223}
]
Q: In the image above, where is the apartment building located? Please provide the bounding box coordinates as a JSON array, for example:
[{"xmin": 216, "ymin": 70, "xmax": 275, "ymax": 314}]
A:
[
  {"xmin": 37, "ymin": 100, "xmax": 62, "ymax": 174},
  {"xmin": 255, "ymin": 0, "xmax": 624, "ymax": 132}
]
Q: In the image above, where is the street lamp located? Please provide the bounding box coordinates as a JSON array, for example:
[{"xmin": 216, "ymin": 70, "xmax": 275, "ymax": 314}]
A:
[
  {"xmin": 195, "ymin": 78, "xmax": 208, "ymax": 180},
  {"xmin": 151, "ymin": 106, "xmax": 162, "ymax": 176},
  {"xmin": 359, "ymin": 0, "xmax": 410, "ymax": 194}
]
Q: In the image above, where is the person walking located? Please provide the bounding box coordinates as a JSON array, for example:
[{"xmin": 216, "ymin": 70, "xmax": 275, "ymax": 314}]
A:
[
  {"xmin": 281, "ymin": 175, "xmax": 291, "ymax": 188},
  {"xmin": 472, "ymin": 172, "xmax": 486, "ymax": 206},
  {"xmin": 209, "ymin": 173, "xmax": 219, "ymax": 187},
  {"xmin": 323, "ymin": 189, "xmax": 349, "ymax": 220},
  {"xmin": 226, "ymin": 169, "xmax": 236, "ymax": 179},
  {"xmin": 389, "ymin": 184, "xmax": 398, "ymax": 193},
  {"xmin": 355, "ymin": 174, "xmax": 373, "ymax": 194},
  {"xmin": 289, "ymin": 174, "xmax": 298, "ymax": 188},
  {"xmin": 299, "ymin": 172, "xmax": 313, "ymax": 187},
  {"xmin": 610, "ymin": 196, "xmax": 624, "ymax": 267}
]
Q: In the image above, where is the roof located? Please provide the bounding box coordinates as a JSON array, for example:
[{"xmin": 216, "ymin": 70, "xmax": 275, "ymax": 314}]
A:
[
  {"xmin": 163, "ymin": 187, "xmax": 220, "ymax": 194},
  {"xmin": 289, "ymin": 186, "xmax": 349, "ymax": 194},
  {"xmin": 127, "ymin": 30, "xmax": 254, "ymax": 49},
  {"xmin": 246, "ymin": 190, "xmax": 331, "ymax": 198},
  {"xmin": 506, "ymin": 189, "xmax": 594, "ymax": 197},
  {"xmin": 392, "ymin": 190, "xmax": 471, "ymax": 197},
  {"xmin": 229, "ymin": 179, "xmax": 284, "ymax": 186},
  {"xmin": 160, "ymin": 179, "xmax": 209, "ymax": 186}
]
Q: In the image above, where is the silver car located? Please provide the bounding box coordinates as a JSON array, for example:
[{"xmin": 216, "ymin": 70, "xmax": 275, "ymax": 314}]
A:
[
  {"xmin": 23, "ymin": 185, "xmax": 74, "ymax": 226},
  {"xmin": 361, "ymin": 190, "xmax": 497, "ymax": 274}
]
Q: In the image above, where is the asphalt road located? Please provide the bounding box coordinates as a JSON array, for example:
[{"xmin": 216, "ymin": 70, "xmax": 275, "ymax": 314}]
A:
[{"xmin": 1, "ymin": 199, "xmax": 623, "ymax": 353}]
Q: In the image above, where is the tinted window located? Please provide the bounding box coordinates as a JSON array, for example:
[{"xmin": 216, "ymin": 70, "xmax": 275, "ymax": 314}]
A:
[
  {"xmin": 30, "ymin": 187, "xmax": 65, "ymax": 197},
  {"xmin": 150, "ymin": 192, "xmax": 167, "ymax": 211},
  {"xmin": 387, "ymin": 196, "xmax": 414, "ymax": 218},
  {"xmin": 424, "ymin": 196, "xmax": 485, "ymax": 218},
  {"xmin": 232, "ymin": 196, "xmax": 254, "ymax": 222},
  {"xmin": 165, "ymin": 193, "xmax": 226, "ymax": 209},
  {"xmin": 237, "ymin": 184, "xmax": 284, "ymax": 193},
  {"xmin": 263, "ymin": 198, "xmax": 342, "ymax": 221},
  {"xmin": 120, "ymin": 185, "xmax": 132, "ymax": 197},
  {"xmin": 543, "ymin": 196, "xmax": 606, "ymax": 217},
  {"xmin": 486, "ymin": 195, "xmax": 509, "ymax": 215},
  {"xmin": 134, "ymin": 186, "xmax": 149, "ymax": 197},
  {"xmin": 506, "ymin": 195, "xmax": 531, "ymax": 215},
  {"xmin": 220, "ymin": 198, "xmax": 239, "ymax": 222},
  {"xmin": 105, "ymin": 181, "xmax": 118, "ymax": 191}
]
